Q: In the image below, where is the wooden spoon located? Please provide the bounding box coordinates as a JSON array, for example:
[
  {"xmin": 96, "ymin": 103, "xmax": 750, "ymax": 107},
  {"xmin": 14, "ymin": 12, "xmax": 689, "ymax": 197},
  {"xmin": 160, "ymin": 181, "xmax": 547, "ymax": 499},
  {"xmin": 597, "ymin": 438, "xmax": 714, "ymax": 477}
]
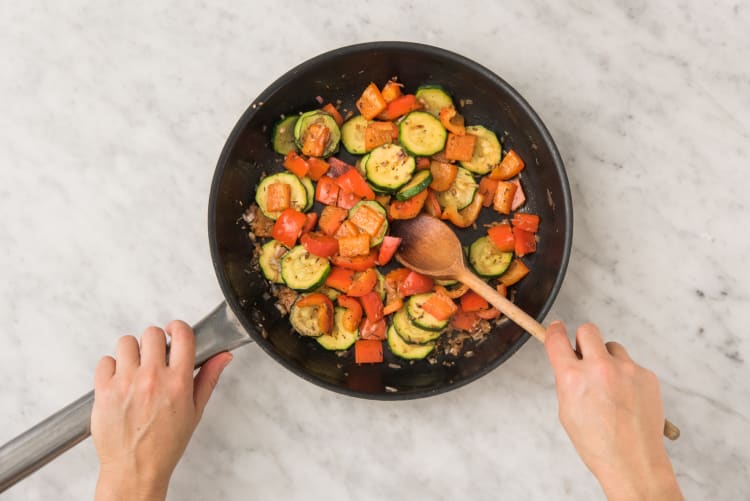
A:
[{"xmin": 391, "ymin": 214, "xmax": 680, "ymax": 440}]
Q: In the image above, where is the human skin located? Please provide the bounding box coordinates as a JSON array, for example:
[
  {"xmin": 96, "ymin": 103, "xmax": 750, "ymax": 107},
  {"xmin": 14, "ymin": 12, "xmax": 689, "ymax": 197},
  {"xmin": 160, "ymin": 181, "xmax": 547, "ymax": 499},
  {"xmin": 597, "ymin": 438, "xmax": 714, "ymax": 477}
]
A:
[
  {"xmin": 91, "ymin": 320, "xmax": 232, "ymax": 501},
  {"xmin": 545, "ymin": 321, "xmax": 683, "ymax": 501}
]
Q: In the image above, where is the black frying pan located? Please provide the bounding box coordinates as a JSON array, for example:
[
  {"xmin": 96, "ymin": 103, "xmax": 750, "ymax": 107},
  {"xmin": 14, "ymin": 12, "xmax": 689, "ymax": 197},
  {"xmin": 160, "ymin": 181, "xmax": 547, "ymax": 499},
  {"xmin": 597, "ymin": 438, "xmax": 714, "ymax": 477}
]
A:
[
  {"xmin": 210, "ymin": 41, "xmax": 572, "ymax": 397},
  {"xmin": 0, "ymin": 41, "xmax": 572, "ymax": 492}
]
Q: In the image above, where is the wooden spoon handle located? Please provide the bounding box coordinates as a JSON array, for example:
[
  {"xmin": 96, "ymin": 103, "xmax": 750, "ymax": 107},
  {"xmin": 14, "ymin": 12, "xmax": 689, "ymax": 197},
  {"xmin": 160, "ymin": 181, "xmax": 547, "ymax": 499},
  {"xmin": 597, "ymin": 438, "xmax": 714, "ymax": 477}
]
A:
[
  {"xmin": 455, "ymin": 269, "xmax": 680, "ymax": 441},
  {"xmin": 456, "ymin": 270, "xmax": 547, "ymax": 342}
]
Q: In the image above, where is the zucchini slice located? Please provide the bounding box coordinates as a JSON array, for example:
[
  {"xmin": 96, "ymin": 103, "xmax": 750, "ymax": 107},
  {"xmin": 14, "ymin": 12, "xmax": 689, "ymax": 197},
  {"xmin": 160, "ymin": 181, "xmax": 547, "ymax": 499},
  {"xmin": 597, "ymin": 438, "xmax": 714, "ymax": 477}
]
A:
[
  {"xmin": 387, "ymin": 324, "xmax": 435, "ymax": 360},
  {"xmin": 435, "ymin": 278, "xmax": 459, "ymax": 286},
  {"xmin": 294, "ymin": 110, "xmax": 341, "ymax": 158},
  {"xmin": 415, "ymin": 86, "xmax": 454, "ymax": 117},
  {"xmin": 460, "ymin": 125, "xmax": 501, "ymax": 175},
  {"xmin": 341, "ymin": 115, "xmax": 369, "ymax": 155},
  {"xmin": 399, "ymin": 111, "xmax": 447, "ymax": 156},
  {"xmin": 396, "ymin": 170, "xmax": 432, "ymax": 201},
  {"xmin": 258, "ymin": 239, "xmax": 287, "ymax": 283},
  {"xmin": 375, "ymin": 270, "xmax": 386, "ymax": 301},
  {"xmin": 469, "ymin": 236, "xmax": 513, "ymax": 278},
  {"xmin": 316, "ymin": 307, "xmax": 359, "ymax": 351},
  {"xmin": 255, "ymin": 172, "xmax": 308, "ymax": 220},
  {"xmin": 392, "ymin": 307, "xmax": 443, "ymax": 344},
  {"xmin": 407, "ymin": 293, "xmax": 450, "ymax": 331},
  {"xmin": 290, "ymin": 295, "xmax": 326, "ymax": 337},
  {"xmin": 356, "ymin": 153, "xmax": 370, "ymax": 176},
  {"xmin": 315, "ymin": 285, "xmax": 341, "ymax": 301},
  {"xmin": 280, "ymin": 245, "xmax": 331, "ymax": 290},
  {"xmin": 348, "ymin": 200, "xmax": 388, "ymax": 246},
  {"xmin": 272, "ymin": 115, "xmax": 299, "ymax": 155},
  {"xmin": 365, "ymin": 144, "xmax": 416, "ymax": 192},
  {"xmin": 301, "ymin": 176, "xmax": 314, "ymax": 211},
  {"xmin": 435, "ymin": 167, "xmax": 477, "ymax": 210}
]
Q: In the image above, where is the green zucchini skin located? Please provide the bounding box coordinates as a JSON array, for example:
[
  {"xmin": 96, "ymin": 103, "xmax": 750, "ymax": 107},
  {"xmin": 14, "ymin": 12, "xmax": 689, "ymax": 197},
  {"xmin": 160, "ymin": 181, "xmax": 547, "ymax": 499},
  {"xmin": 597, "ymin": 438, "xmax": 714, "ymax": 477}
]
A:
[
  {"xmin": 392, "ymin": 307, "xmax": 443, "ymax": 344},
  {"xmin": 258, "ymin": 239, "xmax": 287, "ymax": 283},
  {"xmin": 469, "ymin": 236, "xmax": 513, "ymax": 278},
  {"xmin": 280, "ymin": 245, "xmax": 331, "ymax": 290},
  {"xmin": 301, "ymin": 177, "xmax": 314, "ymax": 211},
  {"xmin": 399, "ymin": 111, "xmax": 447, "ymax": 156},
  {"xmin": 341, "ymin": 115, "xmax": 369, "ymax": 155},
  {"xmin": 272, "ymin": 115, "xmax": 299, "ymax": 155},
  {"xmin": 294, "ymin": 110, "xmax": 341, "ymax": 158},
  {"xmin": 316, "ymin": 307, "xmax": 359, "ymax": 351},
  {"xmin": 396, "ymin": 170, "xmax": 432, "ymax": 201},
  {"xmin": 290, "ymin": 295, "xmax": 326, "ymax": 337},
  {"xmin": 435, "ymin": 167, "xmax": 477, "ymax": 210},
  {"xmin": 415, "ymin": 86, "xmax": 454, "ymax": 117},
  {"xmin": 365, "ymin": 144, "xmax": 416, "ymax": 192},
  {"xmin": 387, "ymin": 324, "xmax": 435, "ymax": 360},
  {"xmin": 348, "ymin": 200, "xmax": 388, "ymax": 246},
  {"xmin": 407, "ymin": 293, "xmax": 449, "ymax": 331},
  {"xmin": 460, "ymin": 125, "xmax": 501, "ymax": 175},
  {"xmin": 255, "ymin": 172, "xmax": 309, "ymax": 220}
]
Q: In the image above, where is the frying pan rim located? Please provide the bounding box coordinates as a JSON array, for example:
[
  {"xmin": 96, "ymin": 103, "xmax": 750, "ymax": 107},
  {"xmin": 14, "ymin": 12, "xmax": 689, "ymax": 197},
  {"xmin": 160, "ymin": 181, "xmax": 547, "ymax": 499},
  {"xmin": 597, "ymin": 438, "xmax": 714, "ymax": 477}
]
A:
[{"xmin": 207, "ymin": 41, "xmax": 573, "ymax": 400}]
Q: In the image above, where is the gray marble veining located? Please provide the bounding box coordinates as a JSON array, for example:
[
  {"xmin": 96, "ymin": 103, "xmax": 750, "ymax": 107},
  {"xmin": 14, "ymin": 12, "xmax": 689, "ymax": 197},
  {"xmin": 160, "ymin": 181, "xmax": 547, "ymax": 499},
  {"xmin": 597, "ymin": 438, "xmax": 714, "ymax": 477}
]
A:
[{"xmin": 1, "ymin": 1, "xmax": 748, "ymax": 499}]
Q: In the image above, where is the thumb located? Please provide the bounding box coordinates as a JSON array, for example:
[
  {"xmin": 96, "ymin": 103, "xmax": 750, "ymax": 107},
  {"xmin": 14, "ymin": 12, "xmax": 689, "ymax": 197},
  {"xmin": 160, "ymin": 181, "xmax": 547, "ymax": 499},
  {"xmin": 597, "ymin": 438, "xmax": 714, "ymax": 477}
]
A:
[{"xmin": 193, "ymin": 352, "xmax": 233, "ymax": 421}]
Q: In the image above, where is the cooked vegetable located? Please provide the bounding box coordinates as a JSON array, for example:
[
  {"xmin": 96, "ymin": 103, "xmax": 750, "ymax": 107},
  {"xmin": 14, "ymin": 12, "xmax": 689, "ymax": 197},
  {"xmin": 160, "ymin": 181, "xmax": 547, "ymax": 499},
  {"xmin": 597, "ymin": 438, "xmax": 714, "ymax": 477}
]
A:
[
  {"xmin": 318, "ymin": 205, "xmax": 348, "ymax": 236},
  {"xmin": 388, "ymin": 188, "xmax": 429, "ymax": 219},
  {"xmin": 331, "ymin": 250, "xmax": 378, "ymax": 271},
  {"xmin": 294, "ymin": 110, "xmax": 341, "ymax": 158},
  {"xmin": 280, "ymin": 245, "xmax": 332, "ymax": 290},
  {"xmin": 381, "ymin": 80, "xmax": 402, "ymax": 103},
  {"xmin": 460, "ymin": 291, "xmax": 489, "ymax": 312},
  {"xmin": 498, "ymin": 258, "xmax": 530, "ymax": 286},
  {"xmin": 477, "ymin": 176, "xmax": 498, "ymax": 207},
  {"xmin": 359, "ymin": 318, "xmax": 387, "ymax": 341},
  {"xmin": 316, "ymin": 307, "xmax": 358, "ymax": 350},
  {"xmin": 265, "ymin": 182, "xmax": 291, "ymax": 212},
  {"xmin": 510, "ymin": 178, "xmax": 526, "ymax": 210},
  {"xmin": 376, "ymin": 235, "xmax": 401, "ymax": 266},
  {"xmin": 512, "ymin": 227, "xmax": 537, "ymax": 257},
  {"xmin": 379, "ymin": 94, "xmax": 421, "ymax": 121},
  {"xmin": 399, "ymin": 111, "xmax": 447, "ymax": 156},
  {"xmin": 356, "ymin": 82, "xmax": 388, "ymax": 120},
  {"xmin": 399, "ymin": 270, "xmax": 434, "ymax": 297},
  {"xmin": 301, "ymin": 177, "xmax": 314, "ymax": 211},
  {"xmin": 354, "ymin": 339, "xmax": 384, "ymax": 363},
  {"xmin": 360, "ymin": 290, "xmax": 384, "ymax": 322},
  {"xmin": 365, "ymin": 121, "xmax": 395, "ymax": 151},
  {"xmin": 396, "ymin": 170, "xmax": 432, "ymax": 201},
  {"xmin": 306, "ymin": 157, "xmax": 330, "ymax": 181},
  {"xmin": 258, "ymin": 240, "xmax": 287, "ymax": 283},
  {"xmin": 392, "ymin": 308, "xmax": 442, "ymax": 344},
  {"xmin": 451, "ymin": 309, "xmax": 479, "ymax": 332},
  {"xmin": 272, "ymin": 115, "xmax": 299, "ymax": 155},
  {"xmin": 512, "ymin": 213, "xmax": 540, "ymax": 233},
  {"xmin": 420, "ymin": 291, "xmax": 458, "ymax": 321},
  {"xmin": 424, "ymin": 189, "xmax": 442, "ymax": 218},
  {"xmin": 444, "ymin": 132, "xmax": 476, "ymax": 162},
  {"xmin": 490, "ymin": 149, "xmax": 526, "ymax": 180},
  {"xmin": 341, "ymin": 115, "xmax": 369, "ymax": 154},
  {"xmin": 440, "ymin": 192, "xmax": 484, "ymax": 228},
  {"xmin": 338, "ymin": 233, "xmax": 371, "ymax": 258},
  {"xmin": 435, "ymin": 167, "xmax": 477, "ymax": 210},
  {"xmin": 272, "ymin": 208, "xmax": 307, "ymax": 248},
  {"xmin": 337, "ymin": 168, "xmax": 376, "ymax": 201},
  {"xmin": 348, "ymin": 268, "xmax": 378, "ymax": 297},
  {"xmin": 256, "ymin": 172, "xmax": 308, "ymax": 220},
  {"xmin": 336, "ymin": 190, "xmax": 362, "ymax": 210},
  {"xmin": 321, "ymin": 103, "xmax": 344, "ymax": 126},
  {"xmin": 283, "ymin": 151, "xmax": 309, "ymax": 178},
  {"xmin": 493, "ymin": 180, "xmax": 517, "ymax": 215},
  {"xmin": 487, "ymin": 222, "xmax": 516, "ymax": 252},
  {"xmin": 460, "ymin": 126, "xmax": 501, "ymax": 174},
  {"xmin": 300, "ymin": 232, "xmax": 339, "ymax": 258},
  {"xmin": 469, "ymin": 236, "xmax": 513, "ymax": 278},
  {"xmin": 365, "ymin": 143, "xmax": 416, "ymax": 192},
  {"xmin": 292, "ymin": 293, "xmax": 334, "ymax": 336},
  {"xmin": 325, "ymin": 266, "xmax": 355, "ymax": 293},
  {"xmin": 407, "ymin": 293, "xmax": 450, "ymax": 331},
  {"xmin": 349, "ymin": 200, "xmax": 388, "ymax": 246},
  {"xmin": 415, "ymin": 85, "xmax": 453, "ymax": 117},
  {"xmin": 337, "ymin": 295, "xmax": 363, "ymax": 331},
  {"xmin": 315, "ymin": 176, "xmax": 340, "ymax": 206},
  {"xmin": 439, "ymin": 106, "xmax": 465, "ymax": 135},
  {"xmin": 387, "ymin": 324, "xmax": 435, "ymax": 360},
  {"xmin": 429, "ymin": 161, "xmax": 458, "ymax": 192}
]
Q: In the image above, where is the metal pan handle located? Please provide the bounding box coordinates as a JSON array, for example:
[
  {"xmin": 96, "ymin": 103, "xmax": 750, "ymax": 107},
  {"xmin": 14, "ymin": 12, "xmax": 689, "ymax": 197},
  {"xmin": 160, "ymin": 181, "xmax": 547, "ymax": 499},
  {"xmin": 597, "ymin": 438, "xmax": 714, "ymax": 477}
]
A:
[{"xmin": 0, "ymin": 301, "xmax": 252, "ymax": 493}]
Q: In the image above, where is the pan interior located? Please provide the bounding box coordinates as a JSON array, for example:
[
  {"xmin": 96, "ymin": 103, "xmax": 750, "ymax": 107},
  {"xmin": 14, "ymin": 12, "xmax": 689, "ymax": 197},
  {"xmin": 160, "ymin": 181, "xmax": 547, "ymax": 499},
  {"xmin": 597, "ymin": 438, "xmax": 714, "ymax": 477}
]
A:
[{"xmin": 209, "ymin": 42, "xmax": 571, "ymax": 399}]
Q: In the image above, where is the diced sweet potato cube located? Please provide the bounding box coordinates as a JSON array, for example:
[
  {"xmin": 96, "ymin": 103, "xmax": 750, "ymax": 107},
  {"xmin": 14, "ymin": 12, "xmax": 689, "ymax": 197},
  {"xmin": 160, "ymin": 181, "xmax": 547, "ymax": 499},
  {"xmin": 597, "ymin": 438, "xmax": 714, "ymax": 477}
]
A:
[
  {"xmin": 356, "ymin": 82, "xmax": 388, "ymax": 120},
  {"xmin": 444, "ymin": 133, "xmax": 477, "ymax": 162},
  {"xmin": 338, "ymin": 232, "xmax": 371, "ymax": 257},
  {"xmin": 265, "ymin": 182, "xmax": 291, "ymax": 212},
  {"xmin": 364, "ymin": 121, "xmax": 395, "ymax": 151},
  {"xmin": 349, "ymin": 205, "xmax": 385, "ymax": 237}
]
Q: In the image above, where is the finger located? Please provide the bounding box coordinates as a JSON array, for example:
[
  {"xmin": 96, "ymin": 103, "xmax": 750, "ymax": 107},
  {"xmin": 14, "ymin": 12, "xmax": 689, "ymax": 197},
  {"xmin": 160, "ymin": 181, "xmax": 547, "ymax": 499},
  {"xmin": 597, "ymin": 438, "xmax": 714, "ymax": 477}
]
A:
[
  {"xmin": 605, "ymin": 341, "xmax": 632, "ymax": 361},
  {"xmin": 165, "ymin": 320, "xmax": 195, "ymax": 375},
  {"xmin": 94, "ymin": 355, "xmax": 116, "ymax": 389},
  {"xmin": 544, "ymin": 321, "xmax": 577, "ymax": 372},
  {"xmin": 193, "ymin": 352, "xmax": 233, "ymax": 421},
  {"xmin": 114, "ymin": 335, "xmax": 140, "ymax": 374},
  {"xmin": 140, "ymin": 326, "xmax": 167, "ymax": 368},
  {"xmin": 575, "ymin": 323, "xmax": 608, "ymax": 359}
]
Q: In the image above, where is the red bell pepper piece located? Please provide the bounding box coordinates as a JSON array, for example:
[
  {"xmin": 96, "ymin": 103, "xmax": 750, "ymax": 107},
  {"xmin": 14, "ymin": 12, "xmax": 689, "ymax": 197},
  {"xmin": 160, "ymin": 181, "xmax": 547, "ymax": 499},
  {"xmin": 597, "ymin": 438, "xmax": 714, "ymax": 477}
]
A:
[
  {"xmin": 377, "ymin": 94, "xmax": 421, "ymax": 121},
  {"xmin": 359, "ymin": 291, "xmax": 384, "ymax": 322},
  {"xmin": 476, "ymin": 307, "xmax": 501, "ymax": 320},
  {"xmin": 354, "ymin": 339, "xmax": 383, "ymax": 363},
  {"xmin": 283, "ymin": 151, "xmax": 309, "ymax": 178},
  {"xmin": 271, "ymin": 208, "xmax": 307, "ymax": 248},
  {"xmin": 423, "ymin": 190, "xmax": 442, "ymax": 218},
  {"xmin": 331, "ymin": 250, "xmax": 378, "ymax": 271},
  {"xmin": 359, "ymin": 317, "xmax": 387, "ymax": 341},
  {"xmin": 498, "ymin": 259, "xmax": 530, "ymax": 286},
  {"xmin": 451, "ymin": 309, "xmax": 479, "ymax": 332},
  {"xmin": 325, "ymin": 266, "xmax": 355, "ymax": 292},
  {"xmin": 295, "ymin": 293, "xmax": 334, "ymax": 334},
  {"xmin": 512, "ymin": 213, "xmax": 540, "ymax": 233},
  {"xmin": 487, "ymin": 222, "xmax": 515, "ymax": 252},
  {"xmin": 478, "ymin": 176, "xmax": 499, "ymax": 208},
  {"xmin": 513, "ymin": 227, "xmax": 537, "ymax": 257},
  {"xmin": 337, "ymin": 295, "xmax": 363, "ymax": 332},
  {"xmin": 376, "ymin": 236, "xmax": 401, "ymax": 265},
  {"xmin": 306, "ymin": 158, "xmax": 330, "ymax": 181},
  {"xmin": 347, "ymin": 268, "xmax": 378, "ymax": 297},
  {"xmin": 356, "ymin": 83, "xmax": 387, "ymax": 120},
  {"xmin": 315, "ymin": 176, "xmax": 340, "ymax": 205},
  {"xmin": 510, "ymin": 178, "xmax": 526, "ymax": 210},
  {"xmin": 388, "ymin": 189, "xmax": 429, "ymax": 220},
  {"xmin": 321, "ymin": 102, "xmax": 344, "ymax": 126},
  {"xmin": 399, "ymin": 271, "xmax": 434, "ymax": 297},
  {"xmin": 302, "ymin": 212, "xmax": 318, "ymax": 233},
  {"xmin": 336, "ymin": 168, "xmax": 375, "ymax": 201},
  {"xmin": 336, "ymin": 190, "xmax": 362, "ymax": 210},
  {"xmin": 420, "ymin": 292, "xmax": 458, "ymax": 321},
  {"xmin": 326, "ymin": 157, "xmax": 353, "ymax": 178},
  {"xmin": 460, "ymin": 291, "xmax": 489, "ymax": 312},
  {"xmin": 300, "ymin": 231, "xmax": 339, "ymax": 258},
  {"xmin": 489, "ymin": 149, "xmax": 525, "ymax": 180}
]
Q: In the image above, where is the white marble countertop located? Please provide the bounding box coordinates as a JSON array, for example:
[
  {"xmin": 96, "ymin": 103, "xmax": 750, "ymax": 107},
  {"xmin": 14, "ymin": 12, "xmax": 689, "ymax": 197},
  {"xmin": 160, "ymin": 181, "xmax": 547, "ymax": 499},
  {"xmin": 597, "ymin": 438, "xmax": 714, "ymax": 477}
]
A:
[{"xmin": 1, "ymin": 1, "xmax": 748, "ymax": 499}]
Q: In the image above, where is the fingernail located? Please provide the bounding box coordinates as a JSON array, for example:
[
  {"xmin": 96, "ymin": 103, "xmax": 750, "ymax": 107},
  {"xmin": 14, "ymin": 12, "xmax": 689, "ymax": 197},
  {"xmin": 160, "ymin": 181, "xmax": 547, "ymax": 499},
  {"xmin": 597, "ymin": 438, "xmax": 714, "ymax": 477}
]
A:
[{"xmin": 548, "ymin": 320, "xmax": 565, "ymax": 332}]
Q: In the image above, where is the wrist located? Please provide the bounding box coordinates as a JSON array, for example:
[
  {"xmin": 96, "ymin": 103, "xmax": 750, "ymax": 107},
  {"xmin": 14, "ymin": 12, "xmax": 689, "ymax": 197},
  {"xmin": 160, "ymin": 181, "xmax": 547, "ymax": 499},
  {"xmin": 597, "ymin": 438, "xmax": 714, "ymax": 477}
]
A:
[
  {"xmin": 598, "ymin": 457, "xmax": 682, "ymax": 501},
  {"xmin": 95, "ymin": 467, "xmax": 169, "ymax": 501}
]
